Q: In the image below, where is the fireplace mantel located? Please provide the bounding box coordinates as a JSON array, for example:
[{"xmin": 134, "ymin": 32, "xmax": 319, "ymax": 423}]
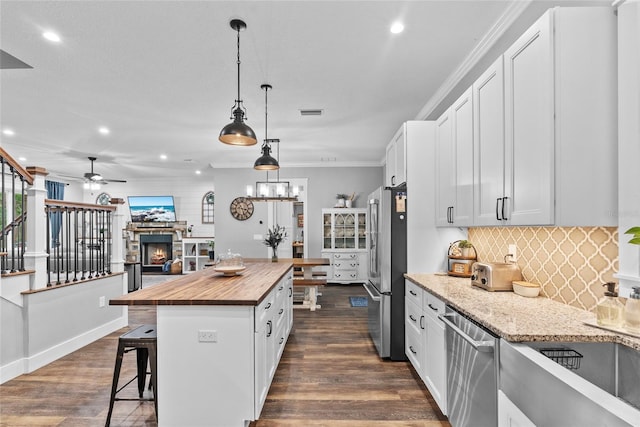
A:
[{"xmin": 125, "ymin": 221, "xmax": 186, "ymax": 268}]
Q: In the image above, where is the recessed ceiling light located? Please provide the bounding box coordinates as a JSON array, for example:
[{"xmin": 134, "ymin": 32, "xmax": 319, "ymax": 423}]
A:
[
  {"xmin": 42, "ymin": 31, "xmax": 61, "ymax": 42},
  {"xmin": 195, "ymin": 170, "xmax": 201, "ymax": 175},
  {"xmin": 160, "ymin": 154, "xmax": 167, "ymax": 160},
  {"xmin": 98, "ymin": 126, "xmax": 110, "ymax": 135},
  {"xmin": 18, "ymin": 157, "xmax": 26, "ymax": 162},
  {"xmin": 390, "ymin": 22, "xmax": 404, "ymax": 34},
  {"xmin": 2, "ymin": 128, "xmax": 15, "ymax": 136}
]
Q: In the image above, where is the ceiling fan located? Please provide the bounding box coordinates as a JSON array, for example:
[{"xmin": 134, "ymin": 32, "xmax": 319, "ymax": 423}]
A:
[{"xmin": 83, "ymin": 156, "xmax": 127, "ymax": 185}]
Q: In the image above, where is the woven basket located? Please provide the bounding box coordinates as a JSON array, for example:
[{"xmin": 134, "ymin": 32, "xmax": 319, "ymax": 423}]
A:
[{"xmin": 170, "ymin": 261, "xmax": 182, "ymax": 274}]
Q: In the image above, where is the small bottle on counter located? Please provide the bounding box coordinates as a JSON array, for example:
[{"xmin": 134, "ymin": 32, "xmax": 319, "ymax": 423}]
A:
[
  {"xmin": 624, "ymin": 286, "xmax": 640, "ymax": 332},
  {"xmin": 596, "ymin": 282, "xmax": 624, "ymax": 327}
]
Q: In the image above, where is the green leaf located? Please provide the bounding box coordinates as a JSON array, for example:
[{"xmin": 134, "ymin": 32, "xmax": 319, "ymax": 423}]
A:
[
  {"xmin": 625, "ymin": 227, "xmax": 640, "ymax": 235},
  {"xmin": 628, "ymin": 237, "xmax": 640, "ymax": 245}
]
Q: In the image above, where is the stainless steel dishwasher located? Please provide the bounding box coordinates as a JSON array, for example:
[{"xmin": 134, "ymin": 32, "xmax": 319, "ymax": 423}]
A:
[{"xmin": 440, "ymin": 306, "xmax": 499, "ymax": 427}]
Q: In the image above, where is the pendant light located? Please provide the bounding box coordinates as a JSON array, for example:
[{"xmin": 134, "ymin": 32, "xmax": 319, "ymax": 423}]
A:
[
  {"xmin": 254, "ymin": 84, "xmax": 279, "ymax": 170},
  {"xmin": 219, "ymin": 19, "xmax": 257, "ymax": 146}
]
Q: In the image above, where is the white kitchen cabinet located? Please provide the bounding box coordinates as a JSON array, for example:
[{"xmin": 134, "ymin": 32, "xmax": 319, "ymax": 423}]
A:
[
  {"xmin": 500, "ymin": 7, "xmax": 616, "ymax": 226},
  {"xmin": 435, "ymin": 88, "xmax": 474, "ymax": 227},
  {"xmin": 321, "ymin": 208, "xmax": 368, "ymax": 284},
  {"xmin": 182, "ymin": 237, "xmax": 214, "ymax": 273},
  {"xmin": 404, "ymin": 280, "xmax": 447, "ymax": 415},
  {"xmin": 473, "ymin": 56, "xmax": 506, "ymax": 226},
  {"xmin": 385, "ymin": 128, "xmax": 406, "ymax": 187}
]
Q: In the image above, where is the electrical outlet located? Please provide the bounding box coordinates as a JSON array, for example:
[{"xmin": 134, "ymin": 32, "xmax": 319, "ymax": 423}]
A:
[
  {"xmin": 508, "ymin": 244, "xmax": 517, "ymax": 261},
  {"xmin": 99, "ymin": 296, "xmax": 106, "ymax": 308},
  {"xmin": 253, "ymin": 234, "xmax": 263, "ymax": 241},
  {"xmin": 198, "ymin": 330, "xmax": 217, "ymax": 343}
]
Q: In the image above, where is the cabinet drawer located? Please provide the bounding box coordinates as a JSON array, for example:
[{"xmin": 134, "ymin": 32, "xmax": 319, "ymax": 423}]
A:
[
  {"xmin": 405, "ymin": 280, "xmax": 423, "ymax": 307},
  {"xmin": 405, "ymin": 298, "xmax": 423, "ymax": 336},
  {"xmin": 333, "ymin": 253, "xmax": 358, "ymax": 260},
  {"xmin": 333, "ymin": 271, "xmax": 358, "ymax": 280},
  {"xmin": 256, "ymin": 292, "xmax": 275, "ymax": 328},
  {"xmin": 423, "ymin": 290, "xmax": 445, "ymax": 321},
  {"xmin": 405, "ymin": 322, "xmax": 424, "ymax": 373},
  {"xmin": 333, "ymin": 260, "xmax": 359, "ymax": 270}
]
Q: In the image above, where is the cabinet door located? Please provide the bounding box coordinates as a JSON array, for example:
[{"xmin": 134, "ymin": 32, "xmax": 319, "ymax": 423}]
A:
[
  {"xmin": 474, "ymin": 56, "xmax": 506, "ymax": 226},
  {"xmin": 504, "ymin": 11, "xmax": 554, "ymax": 225},
  {"xmin": 322, "ymin": 212, "xmax": 333, "ymax": 250},
  {"xmin": 435, "ymin": 110, "xmax": 454, "ymax": 226},
  {"xmin": 385, "ymin": 141, "xmax": 397, "ymax": 187},
  {"xmin": 425, "ymin": 314, "xmax": 447, "ymax": 415},
  {"xmin": 451, "ymin": 88, "xmax": 474, "ymax": 225},
  {"xmin": 394, "ymin": 130, "xmax": 407, "ymax": 186}
]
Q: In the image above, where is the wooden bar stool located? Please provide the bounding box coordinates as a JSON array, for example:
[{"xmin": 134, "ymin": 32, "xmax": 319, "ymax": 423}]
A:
[{"xmin": 105, "ymin": 324, "xmax": 158, "ymax": 426}]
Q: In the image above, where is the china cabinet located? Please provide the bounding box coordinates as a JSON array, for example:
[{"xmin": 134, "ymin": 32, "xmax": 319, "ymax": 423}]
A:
[{"xmin": 321, "ymin": 208, "xmax": 368, "ymax": 283}]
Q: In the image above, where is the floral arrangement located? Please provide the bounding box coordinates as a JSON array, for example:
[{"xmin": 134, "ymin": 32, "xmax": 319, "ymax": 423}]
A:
[{"xmin": 263, "ymin": 225, "xmax": 287, "ymax": 255}]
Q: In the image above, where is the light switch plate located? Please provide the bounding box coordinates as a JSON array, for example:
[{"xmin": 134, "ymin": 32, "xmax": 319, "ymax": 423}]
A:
[
  {"xmin": 198, "ymin": 330, "xmax": 217, "ymax": 343},
  {"xmin": 508, "ymin": 244, "xmax": 517, "ymax": 261}
]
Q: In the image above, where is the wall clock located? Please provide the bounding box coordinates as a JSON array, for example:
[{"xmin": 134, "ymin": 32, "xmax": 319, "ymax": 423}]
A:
[
  {"xmin": 96, "ymin": 192, "xmax": 111, "ymax": 206},
  {"xmin": 230, "ymin": 197, "xmax": 254, "ymax": 221}
]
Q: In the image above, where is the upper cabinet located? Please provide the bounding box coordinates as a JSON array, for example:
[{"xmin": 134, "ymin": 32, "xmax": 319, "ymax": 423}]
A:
[
  {"xmin": 435, "ymin": 88, "xmax": 474, "ymax": 226},
  {"xmin": 446, "ymin": 6, "xmax": 617, "ymax": 228},
  {"xmin": 385, "ymin": 128, "xmax": 406, "ymax": 187}
]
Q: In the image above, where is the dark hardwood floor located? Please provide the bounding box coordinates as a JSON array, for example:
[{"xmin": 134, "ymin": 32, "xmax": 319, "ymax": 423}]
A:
[{"xmin": 0, "ymin": 283, "xmax": 449, "ymax": 426}]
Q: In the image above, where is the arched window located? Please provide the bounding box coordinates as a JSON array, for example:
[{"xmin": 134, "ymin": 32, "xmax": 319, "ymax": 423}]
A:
[{"xmin": 202, "ymin": 191, "xmax": 215, "ymax": 224}]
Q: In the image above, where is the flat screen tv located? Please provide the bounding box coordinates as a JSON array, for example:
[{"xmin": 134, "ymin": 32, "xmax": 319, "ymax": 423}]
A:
[{"xmin": 128, "ymin": 195, "xmax": 177, "ymax": 222}]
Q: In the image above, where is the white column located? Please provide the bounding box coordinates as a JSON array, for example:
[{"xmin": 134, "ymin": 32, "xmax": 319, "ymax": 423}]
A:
[
  {"xmin": 24, "ymin": 167, "xmax": 49, "ymax": 289},
  {"xmin": 109, "ymin": 198, "xmax": 126, "ymax": 273},
  {"xmin": 615, "ymin": 0, "xmax": 640, "ymax": 296}
]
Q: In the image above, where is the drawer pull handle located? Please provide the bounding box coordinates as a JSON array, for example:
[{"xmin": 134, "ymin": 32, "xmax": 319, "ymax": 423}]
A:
[
  {"xmin": 279, "ymin": 337, "xmax": 284, "ymax": 345},
  {"xmin": 409, "ymin": 314, "xmax": 417, "ymax": 322},
  {"xmin": 428, "ymin": 303, "xmax": 438, "ymax": 312},
  {"xmin": 278, "ymin": 308, "xmax": 284, "ymax": 315},
  {"xmin": 420, "ymin": 315, "xmax": 425, "ymax": 330},
  {"xmin": 265, "ymin": 302, "xmax": 272, "ymax": 310},
  {"xmin": 266, "ymin": 320, "xmax": 273, "ymax": 337},
  {"xmin": 409, "ymin": 290, "xmax": 417, "ymax": 296},
  {"xmin": 409, "ymin": 345, "xmax": 417, "ymax": 355}
]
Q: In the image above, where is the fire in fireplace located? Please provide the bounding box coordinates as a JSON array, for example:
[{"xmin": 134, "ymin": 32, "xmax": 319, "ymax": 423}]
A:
[{"xmin": 140, "ymin": 234, "xmax": 173, "ymax": 272}]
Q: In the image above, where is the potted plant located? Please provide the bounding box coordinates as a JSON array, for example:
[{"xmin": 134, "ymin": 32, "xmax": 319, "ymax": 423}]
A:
[
  {"xmin": 458, "ymin": 240, "xmax": 473, "ymax": 258},
  {"xmin": 263, "ymin": 224, "xmax": 287, "ymax": 261},
  {"xmin": 625, "ymin": 227, "xmax": 640, "ymax": 245},
  {"xmin": 207, "ymin": 240, "xmax": 215, "ymax": 260}
]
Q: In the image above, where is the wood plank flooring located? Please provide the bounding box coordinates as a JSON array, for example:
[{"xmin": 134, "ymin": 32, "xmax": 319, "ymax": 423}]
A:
[{"xmin": 0, "ymin": 283, "xmax": 449, "ymax": 426}]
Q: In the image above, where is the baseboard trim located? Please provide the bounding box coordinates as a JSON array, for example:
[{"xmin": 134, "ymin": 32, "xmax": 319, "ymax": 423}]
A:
[
  {"xmin": 24, "ymin": 316, "xmax": 128, "ymax": 375},
  {"xmin": 0, "ymin": 358, "xmax": 26, "ymax": 384}
]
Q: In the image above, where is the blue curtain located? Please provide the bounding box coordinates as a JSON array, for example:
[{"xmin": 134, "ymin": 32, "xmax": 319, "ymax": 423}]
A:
[{"xmin": 46, "ymin": 180, "xmax": 65, "ymax": 247}]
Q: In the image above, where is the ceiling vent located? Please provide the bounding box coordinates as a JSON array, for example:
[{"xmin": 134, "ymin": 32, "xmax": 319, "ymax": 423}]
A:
[{"xmin": 300, "ymin": 109, "xmax": 323, "ymax": 116}]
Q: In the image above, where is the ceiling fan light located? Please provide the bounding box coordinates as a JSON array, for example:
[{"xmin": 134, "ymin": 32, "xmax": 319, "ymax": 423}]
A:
[
  {"xmin": 254, "ymin": 144, "xmax": 279, "ymax": 170},
  {"xmin": 90, "ymin": 174, "xmax": 103, "ymax": 181}
]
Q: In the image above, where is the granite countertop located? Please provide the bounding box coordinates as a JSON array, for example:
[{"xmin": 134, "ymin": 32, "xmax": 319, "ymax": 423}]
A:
[
  {"xmin": 405, "ymin": 273, "xmax": 640, "ymax": 351},
  {"xmin": 110, "ymin": 260, "xmax": 292, "ymax": 306}
]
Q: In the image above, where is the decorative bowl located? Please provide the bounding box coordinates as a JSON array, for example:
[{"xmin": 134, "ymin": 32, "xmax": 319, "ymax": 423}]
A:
[
  {"xmin": 512, "ymin": 281, "xmax": 540, "ymax": 298},
  {"xmin": 214, "ymin": 266, "xmax": 246, "ymax": 276}
]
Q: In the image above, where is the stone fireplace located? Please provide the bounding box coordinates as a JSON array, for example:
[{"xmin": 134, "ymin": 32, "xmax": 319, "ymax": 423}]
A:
[{"xmin": 140, "ymin": 234, "xmax": 173, "ymax": 272}]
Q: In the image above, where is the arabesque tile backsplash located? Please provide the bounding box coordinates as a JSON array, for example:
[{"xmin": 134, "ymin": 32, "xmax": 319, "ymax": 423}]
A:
[{"xmin": 468, "ymin": 227, "xmax": 618, "ymax": 313}]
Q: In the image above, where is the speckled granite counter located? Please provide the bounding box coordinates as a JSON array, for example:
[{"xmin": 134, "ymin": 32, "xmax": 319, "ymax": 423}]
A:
[{"xmin": 405, "ymin": 273, "xmax": 640, "ymax": 351}]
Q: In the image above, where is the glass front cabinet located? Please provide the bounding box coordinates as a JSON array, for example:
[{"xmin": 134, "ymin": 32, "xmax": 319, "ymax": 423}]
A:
[{"xmin": 321, "ymin": 208, "xmax": 368, "ymax": 284}]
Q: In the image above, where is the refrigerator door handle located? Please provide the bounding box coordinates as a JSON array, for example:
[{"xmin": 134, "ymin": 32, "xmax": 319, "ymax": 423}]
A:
[{"xmin": 363, "ymin": 282, "xmax": 381, "ymax": 302}]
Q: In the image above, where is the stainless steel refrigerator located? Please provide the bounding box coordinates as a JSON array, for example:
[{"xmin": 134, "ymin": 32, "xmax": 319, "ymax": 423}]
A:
[{"xmin": 363, "ymin": 186, "xmax": 407, "ymax": 360}]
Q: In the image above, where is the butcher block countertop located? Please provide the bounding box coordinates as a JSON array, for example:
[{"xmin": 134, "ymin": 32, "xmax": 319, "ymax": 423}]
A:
[
  {"xmin": 110, "ymin": 260, "xmax": 292, "ymax": 306},
  {"xmin": 405, "ymin": 273, "xmax": 640, "ymax": 351}
]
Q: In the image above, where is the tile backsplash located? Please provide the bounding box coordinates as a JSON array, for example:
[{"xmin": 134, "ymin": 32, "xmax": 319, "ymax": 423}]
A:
[{"xmin": 468, "ymin": 227, "xmax": 618, "ymax": 313}]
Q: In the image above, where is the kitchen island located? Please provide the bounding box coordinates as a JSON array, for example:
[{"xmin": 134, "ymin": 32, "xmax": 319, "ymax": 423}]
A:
[{"xmin": 110, "ymin": 260, "xmax": 294, "ymax": 427}]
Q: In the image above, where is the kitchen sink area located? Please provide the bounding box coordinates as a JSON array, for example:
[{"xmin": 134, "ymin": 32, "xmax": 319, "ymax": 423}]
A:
[{"xmin": 501, "ymin": 341, "xmax": 640, "ymax": 427}]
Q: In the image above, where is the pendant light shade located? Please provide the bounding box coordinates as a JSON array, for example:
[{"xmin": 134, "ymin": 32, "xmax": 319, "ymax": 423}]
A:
[
  {"xmin": 219, "ymin": 19, "xmax": 257, "ymax": 146},
  {"xmin": 253, "ymin": 84, "xmax": 279, "ymax": 170},
  {"xmin": 254, "ymin": 144, "xmax": 279, "ymax": 170}
]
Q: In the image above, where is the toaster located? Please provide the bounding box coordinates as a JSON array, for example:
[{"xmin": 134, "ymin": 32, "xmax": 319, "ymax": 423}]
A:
[{"xmin": 471, "ymin": 262, "xmax": 523, "ymax": 291}]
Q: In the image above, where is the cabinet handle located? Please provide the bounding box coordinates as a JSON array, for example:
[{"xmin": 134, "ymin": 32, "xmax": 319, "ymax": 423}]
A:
[
  {"xmin": 278, "ymin": 308, "xmax": 284, "ymax": 315},
  {"xmin": 279, "ymin": 337, "xmax": 284, "ymax": 345},
  {"xmin": 409, "ymin": 290, "xmax": 417, "ymax": 296},
  {"xmin": 266, "ymin": 320, "xmax": 273, "ymax": 337},
  {"xmin": 391, "ymin": 175, "xmax": 396, "ymax": 186},
  {"xmin": 420, "ymin": 315, "xmax": 425, "ymax": 330},
  {"xmin": 278, "ymin": 285, "xmax": 284, "ymax": 291},
  {"xmin": 288, "ymin": 288, "xmax": 293, "ymax": 297},
  {"xmin": 265, "ymin": 302, "xmax": 272, "ymax": 310},
  {"xmin": 428, "ymin": 303, "xmax": 438, "ymax": 312},
  {"xmin": 409, "ymin": 345, "xmax": 417, "ymax": 355},
  {"xmin": 409, "ymin": 314, "xmax": 417, "ymax": 322},
  {"xmin": 496, "ymin": 198, "xmax": 502, "ymax": 220},
  {"xmin": 502, "ymin": 197, "xmax": 509, "ymax": 221}
]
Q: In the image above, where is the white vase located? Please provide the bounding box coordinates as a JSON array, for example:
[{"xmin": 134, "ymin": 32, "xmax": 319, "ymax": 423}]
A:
[{"xmin": 345, "ymin": 199, "xmax": 352, "ymax": 208}]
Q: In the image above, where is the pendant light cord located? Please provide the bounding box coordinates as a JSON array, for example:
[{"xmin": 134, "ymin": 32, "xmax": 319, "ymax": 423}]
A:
[{"xmin": 236, "ymin": 27, "xmax": 241, "ymax": 103}]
